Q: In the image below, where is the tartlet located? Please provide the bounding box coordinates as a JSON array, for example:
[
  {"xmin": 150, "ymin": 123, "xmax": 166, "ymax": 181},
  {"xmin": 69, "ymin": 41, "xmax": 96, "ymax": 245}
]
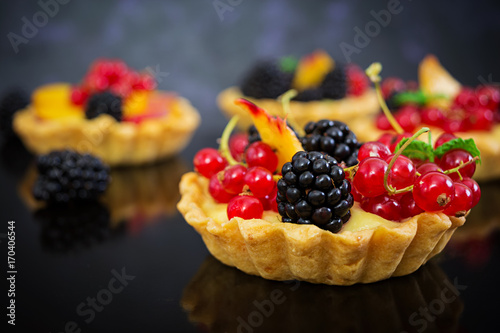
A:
[
  {"xmin": 178, "ymin": 172, "xmax": 464, "ymax": 285},
  {"xmin": 217, "ymin": 50, "xmax": 379, "ymax": 129},
  {"xmin": 13, "ymin": 59, "xmax": 200, "ymax": 166}
]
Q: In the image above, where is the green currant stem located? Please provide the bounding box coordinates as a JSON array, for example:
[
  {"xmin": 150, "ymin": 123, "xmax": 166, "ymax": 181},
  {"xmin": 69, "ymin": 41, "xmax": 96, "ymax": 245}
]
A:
[
  {"xmin": 219, "ymin": 115, "xmax": 241, "ymax": 166},
  {"xmin": 280, "ymin": 89, "xmax": 305, "ymax": 137},
  {"xmin": 384, "ymin": 127, "xmax": 430, "ymax": 195},
  {"xmin": 366, "ymin": 62, "xmax": 404, "ymax": 135},
  {"xmin": 343, "ymin": 164, "xmax": 358, "ymax": 180},
  {"xmin": 273, "ymin": 175, "xmax": 282, "ymax": 182},
  {"xmin": 428, "ymin": 131, "xmax": 434, "ymax": 162},
  {"xmin": 442, "ymin": 156, "xmax": 479, "ymax": 179}
]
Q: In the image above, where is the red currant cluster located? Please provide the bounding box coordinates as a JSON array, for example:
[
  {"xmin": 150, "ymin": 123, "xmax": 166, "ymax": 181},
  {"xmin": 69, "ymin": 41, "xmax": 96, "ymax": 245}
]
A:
[
  {"xmin": 351, "ymin": 132, "xmax": 481, "ymax": 221},
  {"xmin": 193, "ymin": 133, "xmax": 280, "ymax": 220},
  {"xmin": 70, "ymin": 59, "xmax": 156, "ymax": 106},
  {"xmin": 377, "ymin": 77, "xmax": 500, "ymax": 133}
]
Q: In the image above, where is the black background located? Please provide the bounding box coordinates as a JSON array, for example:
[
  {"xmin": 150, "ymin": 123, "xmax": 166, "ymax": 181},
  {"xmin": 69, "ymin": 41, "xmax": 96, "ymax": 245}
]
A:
[{"xmin": 1, "ymin": 0, "xmax": 500, "ymax": 332}]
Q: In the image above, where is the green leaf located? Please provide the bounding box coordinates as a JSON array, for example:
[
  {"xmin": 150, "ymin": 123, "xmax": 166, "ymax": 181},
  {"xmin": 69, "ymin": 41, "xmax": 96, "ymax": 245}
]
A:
[
  {"xmin": 392, "ymin": 91, "xmax": 428, "ymax": 106},
  {"xmin": 395, "ymin": 139, "xmax": 435, "ymax": 162},
  {"xmin": 279, "ymin": 56, "xmax": 298, "ymax": 73},
  {"xmin": 434, "ymin": 138, "xmax": 482, "ymax": 164}
]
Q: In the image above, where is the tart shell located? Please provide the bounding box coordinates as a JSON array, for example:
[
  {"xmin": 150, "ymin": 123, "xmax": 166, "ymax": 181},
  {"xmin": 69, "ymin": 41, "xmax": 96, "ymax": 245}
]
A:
[
  {"xmin": 13, "ymin": 95, "xmax": 200, "ymax": 166},
  {"xmin": 177, "ymin": 172, "xmax": 465, "ymax": 285},
  {"xmin": 217, "ymin": 86, "xmax": 380, "ymax": 129}
]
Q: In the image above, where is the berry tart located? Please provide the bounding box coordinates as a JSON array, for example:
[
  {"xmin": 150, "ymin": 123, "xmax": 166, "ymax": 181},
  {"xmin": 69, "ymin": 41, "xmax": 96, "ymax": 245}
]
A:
[
  {"xmin": 351, "ymin": 56, "xmax": 500, "ymax": 181},
  {"xmin": 13, "ymin": 59, "xmax": 200, "ymax": 166},
  {"xmin": 178, "ymin": 97, "xmax": 480, "ymax": 285},
  {"xmin": 217, "ymin": 50, "xmax": 379, "ymax": 129}
]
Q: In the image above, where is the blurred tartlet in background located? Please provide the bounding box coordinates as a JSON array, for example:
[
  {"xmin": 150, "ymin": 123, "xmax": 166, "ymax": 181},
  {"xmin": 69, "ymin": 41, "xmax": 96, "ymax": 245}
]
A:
[
  {"xmin": 217, "ymin": 50, "xmax": 379, "ymax": 129},
  {"xmin": 13, "ymin": 59, "xmax": 200, "ymax": 166}
]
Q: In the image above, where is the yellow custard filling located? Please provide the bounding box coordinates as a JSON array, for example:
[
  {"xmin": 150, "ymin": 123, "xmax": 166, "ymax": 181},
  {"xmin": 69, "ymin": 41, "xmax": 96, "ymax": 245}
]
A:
[{"xmin": 198, "ymin": 177, "xmax": 401, "ymax": 233}]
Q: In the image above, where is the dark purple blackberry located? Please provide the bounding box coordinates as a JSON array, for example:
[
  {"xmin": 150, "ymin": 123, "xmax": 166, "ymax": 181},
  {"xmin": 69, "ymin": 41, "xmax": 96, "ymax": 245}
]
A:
[
  {"xmin": 385, "ymin": 91, "xmax": 400, "ymax": 112},
  {"xmin": 85, "ymin": 91, "xmax": 122, "ymax": 121},
  {"xmin": 247, "ymin": 125, "xmax": 261, "ymax": 145},
  {"xmin": 240, "ymin": 61, "xmax": 293, "ymax": 99},
  {"xmin": 293, "ymin": 88, "xmax": 323, "ymax": 102},
  {"xmin": 0, "ymin": 88, "xmax": 30, "ymax": 137},
  {"xmin": 301, "ymin": 120, "xmax": 361, "ymax": 167},
  {"xmin": 320, "ymin": 66, "xmax": 347, "ymax": 100},
  {"xmin": 34, "ymin": 202, "xmax": 124, "ymax": 253},
  {"xmin": 277, "ymin": 151, "xmax": 353, "ymax": 233},
  {"xmin": 33, "ymin": 150, "xmax": 110, "ymax": 203}
]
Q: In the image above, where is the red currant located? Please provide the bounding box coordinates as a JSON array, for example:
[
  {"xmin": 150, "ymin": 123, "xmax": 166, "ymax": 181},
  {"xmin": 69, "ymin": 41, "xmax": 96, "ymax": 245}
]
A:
[
  {"xmin": 443, "ymin": 183, "xmax": 473, "ymax": 217},
  {"xmin": 245, "ymin": 142, "xmax": 278, "ymax": 173},
  {"xmin": 229, "ymin": 133, "xmax": 249, "ymax": 162},
  {"xmin": 244, "ymin": 167, "xmax": 275, "ymax": 198},
  {"xmin": 221, "ymin": 165, "xmax": 247, "ymax": 194},
  {"xmin": 193, "ymin": 148, "xmax": 227, "ymax": 179},
  {"xmin": 227, "ymin": 195, "xmax": 263, "ymax": 220},
  {"xmin": 441, "ymin": 119, "xmax": 465, "ymax": 134},
  {"xmin": 376, "ymin": 114, "xmax": 392, "ymax": 131},
  {"xmin": 434, "ymin": 133, "xmax": 456, "ymax": 149},
  {"xmin": 417, "ymin": 162, "xmax": 443, "ymax": 175},
  {"xmin": 399, "ymin": 192, "xmax": 424, "ymax": 219},
  {"xmin": 361, "ymin": 194, "xmax": 402, "ymax": 221},
  {"xmin": 260, "ymin": 184, "xmax": 278, "ymax": 212},
  {"xmin": 208, "ymin": 174, "xmax": 235, "ymax": 203},
  {"xmin": 377, "ymin": 133, "xmax": 396, "ymax": 147},
  {"xmin": 394, "ymin": 105, "xmax": 421, "ymax": 133},
  {"xmin": 421, "ymin": 107, "xmax": 444, "ymax": 127},
  {"xmin": 381, "ymin": 77, "xmax": 406, "ymax": 99},
  {"xmin": 389, "ymin": 132, "xmax": 412, "ymax": 153},
  {"xmin": 477, "ymin": 85, "xmax": 500, "ymax": 110},
  {"xmin": 413, "ymin": 172, "xmax": 455, "ymax": 211},
  {"xmin": 346, "ymin": 65, "xmax": 369, "ymax": 96},
  {"xmin": 454, "ymin": 88, "xmax": 480, "ymax": 112},
  {"xmin": 385, "ymin": 154, "xmax": 416, "ymax": 190},
  {"xmin": 353, "ymin": 157, "xmax": 388, "ymax": 198},
  {"xmin": 466, "ymin": 107, "xmax": 494, "ymax": 131},
  {"xmin": 439, "ymin": 149, "xmax": 476, "ymax": 181},
  {"xmin": 358, "ymin": 141, "xmax": 391, "ymax": 161},
  {"xmin": 461, "ymin": 177, "xmax": 481, "ymax": 208}
]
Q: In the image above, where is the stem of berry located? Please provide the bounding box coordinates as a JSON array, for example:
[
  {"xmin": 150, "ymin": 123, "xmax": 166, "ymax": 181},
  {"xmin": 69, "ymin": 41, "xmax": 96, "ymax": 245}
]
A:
[
  {"xmin": 219, "ymin": 115, "xmax": 241, "ymax": 166},
  {"xmin": 343, "ymin": 164, "xmax": 358, "ymax": 180},
  {"xmin": 442, "ymin": 156, "xmax": 480, "ymax": 180},
  {"xmin": 384, "ymin": 127, "xmax": 430, "ymax": 195},
  {"xmin": 280, "ymin": 89, "xmax": 305, "ymax": 137},
  {"xmin": 365, "ymin": 63, "xmax": 404, "ymax": 135}
]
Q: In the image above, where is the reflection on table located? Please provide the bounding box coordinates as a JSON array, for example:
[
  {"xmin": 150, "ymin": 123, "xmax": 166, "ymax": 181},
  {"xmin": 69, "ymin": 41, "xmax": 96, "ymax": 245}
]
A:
[{"xmin": 182, "ymin": 256, "xmax": 463, "ymax": 333}]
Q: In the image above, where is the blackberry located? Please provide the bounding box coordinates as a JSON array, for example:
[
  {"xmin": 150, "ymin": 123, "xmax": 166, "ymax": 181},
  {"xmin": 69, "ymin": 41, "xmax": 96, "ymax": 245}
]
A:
[
  {"xmin": 34, "ymin": 202, "xmax": 124, "ymax": 253},
  {"xmin": 33, "ymin": 150, "xmax": 110, "ymax": 203},
  {"xmin": 0, "ymin": 88, "xmax": 30, "ymax": 137},
  {"xmin": 320, "ymin": 66, "xmax": 347, "ymax": 100},
  {"xmin": 277, "ymin": 151, "xmax": 353, "ymax": 233},
  {"xmin": 301, "ymin": 120, "xmax": 361, "ymax": 167},
  {"xmin": 293, "ymin": 88, "xmax": 323, "ymax": 102},
  {"xmin": 240, "ymin": 61, "xmax": 293, "ymax": 99},
  {"xmin": 385, "ymin": 91, "xmax": 399, "ymax": 112},
  {"xmin": 247, "ymin": 125, "xmax": 261, "ymax": 145},
  {"xmin": 85, "ymin": 91, "xmax": 122, "ymax": 121}
]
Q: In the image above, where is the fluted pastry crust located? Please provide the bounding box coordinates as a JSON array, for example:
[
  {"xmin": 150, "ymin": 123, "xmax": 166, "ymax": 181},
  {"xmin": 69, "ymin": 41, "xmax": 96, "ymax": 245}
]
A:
[
  {"xmin": 13, "ymin": 95, "xmax": 200, "ymax": 166},
  {"xmin": 217, "ymin": 86, "xmax": 380, "ymax": 130},
  {"xmin": 177, "ymin": 172, "xmax": 465, "ymax": 285}
]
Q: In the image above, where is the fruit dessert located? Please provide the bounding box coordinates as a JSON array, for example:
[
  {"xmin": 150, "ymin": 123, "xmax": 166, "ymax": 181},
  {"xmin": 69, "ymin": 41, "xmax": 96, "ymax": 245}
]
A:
[
  {"xmin": 182, "ymin": 256, "xmax": 462, "ymax": 333},
  {"xmin": 178, "ymin": 92, "xmax": 481, "ymax": 285},
  {"xmin": 13, "ymin": 59, "xmax": 200, "ymax": 166},
  {"xmin": 350, "ymin": 55, "xmax": 500, "ymax": 181},
  {"xmin": 217, "ymin": 50, "xmax": 379, "ymax": 129}
]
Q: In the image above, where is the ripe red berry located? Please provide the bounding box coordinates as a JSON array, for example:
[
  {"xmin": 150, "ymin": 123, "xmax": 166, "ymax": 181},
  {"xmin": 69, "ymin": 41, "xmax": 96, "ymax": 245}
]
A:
[
  {"xmin": 389, "ymin": 133, "xmax": 412, "ymax": 153},
  {"xmin": 376, "ymin": 114, "xmax": 392, "ymax": 130},
  {"xmin": 245, "ymin": 142, "xmax": 278, "ymax": 173},
  {"xmin": 476, "ymin": 85, "xmax": 500, "ymax": 110},
  {"xmin": 434, "ymin": 133, "xmax": 457, "ymax": 149},
  {"xmin": 443, "ymin": 183, "xmax": 473, "ymax": 217},
  {"xmin": 70, "ymin": 86, "xmax": 89, "ymax": 105},
  {"xmin": 417, "ymin": 162, "xmax": 443, "ymax": 175},
  {"xmin": 361, "ymin": 194, "xmax": 402, "ymax": 221},
  {"xmin": 193, "ymin": 148, "xmax": 227, "ymax": 179},
  {"xmin": 399, "ymin": 192, "xmax": 424, "ymax": 219},
  {"xmin": 421, "ymin": 107, "xmax": 445, "ymax": 127},
  {"xmin": 466, "ymin": 107, "xmax": 494, "ymax": 131},
  {"xmin": 381, "ymin": 77, "xmax": 406, "ymax": 99},
  {"xmin": 454, "ymin": 88, "xmax": 480, "ymax": 112},
  {"xmin": 229, "ymin": 133, "xmax": 249, "ymax": 162},
  {"xmin": 222, "ymin": 165, "xmax": 247, "ymax": 194},
  {"xmin": 208, "ymin": 174, "xmax": 235, "ymax": 203},
  {"xmin": 441, "ymin": 118, "xmax": 465, "ymax": 134},
  {"xmin": 385, "ymin": 154, "xmax": 416, "ymax": 190},
  {"xmin": 260, "ymin": 184, "xmax": 278, "ymax": 212},
  {"xmin": 227, "ymin": 195, "xmax": 263, "ymax": 220},
  {"xmin": 394, "ymin": 105, "xmax": 421, "ymax": 133},
  {"xmin": 346, "ymin": 65, "xmax": 369, "ymax": 96},
  {"xmin": 353, "ymin": 157, "xmax": 388, "ymax": 198},
  {"xmin": 377, "ymin": 133, "xmax": 395, "ymax": 147},
  {"xmin": 358, "ymin": 141, "xmax": 391, "ymax": 161},
  {"xmin": 413, "ymin": 172, "xmax": 455, "ymax": 211},
  {"xmin": 461, "ymin": 177, "xmax": 481, "ymax": 208},
  {"xmin": 439, "ymin": 149, "xmax": 476, "ymax": 181},
  {"xmin": 244, "ymin": 166, "xmax": 275, "ymax": 198}
]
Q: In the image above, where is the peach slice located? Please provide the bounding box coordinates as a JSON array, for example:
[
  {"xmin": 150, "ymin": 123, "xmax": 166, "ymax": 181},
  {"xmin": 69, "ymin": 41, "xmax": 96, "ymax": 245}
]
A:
[
  {"xmin": 419, "ymin": 55, "xmax": 461, "ymax": 99},
  {"xmin": 235, "ymin": 99, "xmax": 303, "ymax": 170},
  {"xmin": 292, "ymin": 50, "xmax": 335, "ymax": 91}
]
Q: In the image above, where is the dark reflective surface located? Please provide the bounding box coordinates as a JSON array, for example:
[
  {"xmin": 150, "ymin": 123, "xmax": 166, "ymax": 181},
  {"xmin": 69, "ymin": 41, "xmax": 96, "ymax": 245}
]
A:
[{"xmin": 1, "ymin": 1, "xmax": 500, "ymax": 332}]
